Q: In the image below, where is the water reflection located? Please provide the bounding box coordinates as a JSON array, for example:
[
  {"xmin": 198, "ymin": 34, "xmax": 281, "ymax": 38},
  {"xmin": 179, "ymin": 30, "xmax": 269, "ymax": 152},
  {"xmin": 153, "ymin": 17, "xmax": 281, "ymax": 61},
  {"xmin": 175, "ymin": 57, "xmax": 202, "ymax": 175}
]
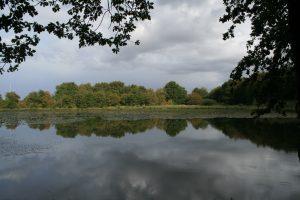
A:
[
  {"xmin": 1, "ymin": 117, "xmax": 300, "ymax": 200},
  {"xmin": 209, "ymin": 118, "xmax": 300, "ymax": 153},
  {"xmin": 13, "ymin": 117, "xmax": 300, "ymax": 154}
]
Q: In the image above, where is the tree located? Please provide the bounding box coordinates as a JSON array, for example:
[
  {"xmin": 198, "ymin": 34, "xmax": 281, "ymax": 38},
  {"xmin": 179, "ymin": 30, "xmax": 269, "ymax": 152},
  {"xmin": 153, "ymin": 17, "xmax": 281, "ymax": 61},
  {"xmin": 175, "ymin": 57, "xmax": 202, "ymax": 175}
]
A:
[
  {"xmin": 230, "ymin": 79, "xmax": 255, "ymax": 105},
  {"xmin": 94, "ymin": 82, "xmax": 110, "ymax": 92},
  {"xmin": 0, "ymin": 94, "xmax": 3, "ymax": 108},
  {"xmin": 109, "ymin": 81, "xmax": 126, "ymax": 94},
  {"xmin": 94, "ymin": 91, "xmax": 120, "ymax": 107},
  {"xmin": 55, "ymin": 82, "xmax": 78, "ymax": 107},
  {"xmin": 0, "ymin": 0, "xmax": 154, "ymax": 74},
  {"xmin": 94, "ymin": 81, "xmax": 127, "ymax": 94},
  {"xmin": 192, "ymin": 87, "xmax": 208, "ymax": 98},
  {"xmin": 55, "ymin": 94, "xmax": 77, "ymax": 108},
  {"xmin": 4, "ymin": 92, "xmax": 20, "ymax": 109},
  {"xmin": 208, "ymin": 79, "xmax": 253, "ymax": 105},
  {"xmin": 143, "ymin": 89, "xmax": 159, "ymax": 105},
  {"xmin": 24, "ymin": 90, "xmax": 54, "ymax": 108},
  {"xmin": 75, "ymin": 91, "xmax": 95, "ymax": 108},
  {"xmin": 155, "ymin": 89, "xmax": 167, "ymax": 105},
  {"xmin": 187, "ymin": 92, "xmax": 202, "ymax": 105},
  {"xmin": 78, "ymin": 83, "xmax": 93, "ymax": 93},
  {"xmin": 164, "ymin": 81, "xmax": 187, "ymax": 105},
  {"xmin": 220, "ymin": 0, "xmax": 299, "ymax": 117},
  {"xmin": 208, "ymin": 86, "xmax": 224, "ymax": 103},
  {"xmin": 121, "ymin": 93, "xmax": 148, "ymax": 106}
]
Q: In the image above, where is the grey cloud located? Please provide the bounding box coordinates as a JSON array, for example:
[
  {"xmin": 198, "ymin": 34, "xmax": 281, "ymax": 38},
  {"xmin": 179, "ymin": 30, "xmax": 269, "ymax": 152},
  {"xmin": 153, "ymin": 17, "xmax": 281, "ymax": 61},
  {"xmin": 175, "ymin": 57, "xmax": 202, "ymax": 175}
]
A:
[
  {"xmin": 157, "ymin": 0, "xmax": 209, "ymax": 7},
  {"xmin": 0, "ymin": 0, "xmax": 250, "ymax": 96}
]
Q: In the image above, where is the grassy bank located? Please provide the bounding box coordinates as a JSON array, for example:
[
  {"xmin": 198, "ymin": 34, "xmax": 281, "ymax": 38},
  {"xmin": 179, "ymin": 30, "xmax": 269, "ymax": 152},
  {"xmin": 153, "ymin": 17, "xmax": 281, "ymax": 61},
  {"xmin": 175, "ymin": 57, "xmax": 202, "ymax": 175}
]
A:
[
  {"xmin": 0, "ymin": 105, "xmax": 296, "ymax": 126},
  {"xmin": 0, "ymin": 104, "xmax": 255, "ymax": 112}
]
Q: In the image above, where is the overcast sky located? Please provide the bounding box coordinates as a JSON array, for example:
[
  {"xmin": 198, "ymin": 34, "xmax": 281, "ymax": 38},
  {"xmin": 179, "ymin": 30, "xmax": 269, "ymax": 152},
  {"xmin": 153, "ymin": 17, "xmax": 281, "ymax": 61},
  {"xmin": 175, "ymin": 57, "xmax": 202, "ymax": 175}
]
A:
[{"xmin": 1, "ymin": 0, "xmax": 250, "ymax": 97}]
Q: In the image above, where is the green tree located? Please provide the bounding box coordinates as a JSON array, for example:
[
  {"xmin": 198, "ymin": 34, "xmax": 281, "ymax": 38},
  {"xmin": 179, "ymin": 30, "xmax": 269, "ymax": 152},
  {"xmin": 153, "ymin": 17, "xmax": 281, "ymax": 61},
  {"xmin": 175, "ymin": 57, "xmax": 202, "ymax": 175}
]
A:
[
  {"xmin": 55, "ymin": 82, "xmax": 78, "ymax": 107},
  {"xmin": 128, "ymin": 84, "xmax": 147, "ymax": 94},
  {"xmin": 24, "ymin": 90, "xmax": 54, "ymax": 108},
  {"xmin": 4, "ymin": 92, "xmax": 20, "ymax": 109},
  {"xmin": 208, "ymin": 81, "xmax": 233, "ymax": 104},
  {"xmin": 0, "ymin": 0, "xmax": 154, "ymax": 74},
  {"xmin": 75, "ymin": 84, "xmax": 96, "ymax": 108},
  {"xmin": 55, "ymin": 82, "xmax": 78, "ymax": 97},
  {"xmin": 106, "ymin": 92, "xmax": 121, "ymax": 106},
  {"xmin": 208, "ymin": 86, "xmax": 222, "ymax": 103},
  {"xmin": 220, "ymin": 0, "xmax": 299, "ymax": 117},
  {"xmin": 120, "ymin": 85, "xmax": 153, "ymax": 106},
  {"xmin": 209, "ymin": 75, "xmax": 294, "ymax": 108},
  {"xmin": 192, "ymin": 87, "xmax": 208, "ymax": 98},
  {"xmin": 0, "ymin": 94, "xmax": 3, "ymax": 108},
  {"xmin": 94, "ymin": 82, "xmax": 110, "ymax": 92},
  {"xmin": 78, "ymin": 83, "xmax": 93, "ymax": 93},
  {"xmin": 109, "ymin": 81, "xmax": 126, "ymax": 94},
  {"xmin": 143, "ymin": 89, "xmax": 161, "ymax": 105},
  {"xmin": 155, "ymin": 89, "xmax": 167, "ymax": 105},
  {"xmin": 94, "ymin": 81, "xmax": 127, "ymax": 95},
  {"xmin": 187, "ymin": 92, "xmax": 202, "ymax": 105},
  {"xmin": 164, "ymin": 81, "xmax": 187, "ymax": 105},
  {"xmin": 121, "ymin": 93, "xmax": 147, "ymax": 106},
  {"xmin": 75, "ymin": 91, "xmax": 96, "ymax": 108},
  {"xmin": 94, "ymin": 91, "xmax": 121, "ymax": 107},
  {"xmin": 55, "ymin": 95, "xmax": 76, "ymax": 108},
  {"xmin": 208, "ymin": 80, "xmax": 253, "ymax": 105}
]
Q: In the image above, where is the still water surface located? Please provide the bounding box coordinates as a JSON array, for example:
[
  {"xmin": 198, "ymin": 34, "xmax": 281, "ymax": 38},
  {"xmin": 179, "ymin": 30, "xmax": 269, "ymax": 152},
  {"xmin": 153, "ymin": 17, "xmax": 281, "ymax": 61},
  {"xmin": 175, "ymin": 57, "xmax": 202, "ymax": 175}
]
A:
[{"xmin": 0, "ymin": 118, "xmax": 300, "ymax": 200}]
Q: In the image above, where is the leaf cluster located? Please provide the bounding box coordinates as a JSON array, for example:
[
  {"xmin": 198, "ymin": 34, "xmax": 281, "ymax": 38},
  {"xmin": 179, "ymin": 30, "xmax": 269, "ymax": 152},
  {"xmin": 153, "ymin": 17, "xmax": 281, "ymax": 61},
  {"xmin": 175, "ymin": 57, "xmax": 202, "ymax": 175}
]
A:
[
  {"xmin": 220, "ymin": 0, "xmax": 294, "ymax": 115},
  {"xmin": 0, "ymin": 0, "xmax": 154, "ymax": 73}
]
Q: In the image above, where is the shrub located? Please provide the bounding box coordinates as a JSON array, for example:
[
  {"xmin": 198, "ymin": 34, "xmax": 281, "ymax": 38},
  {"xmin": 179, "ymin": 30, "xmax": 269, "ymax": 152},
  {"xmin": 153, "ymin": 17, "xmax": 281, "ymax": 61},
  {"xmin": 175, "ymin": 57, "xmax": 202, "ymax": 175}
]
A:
[
  {"xmin": 187, "ymin": 92, "xmax": 202, "ymax": 105},
  {"xmin": 0, "ymin": 95, "xmax": 3, "ymax": 108},
  {"xmin": 93, "ymin": 91, "xmax": 121, "ymax": 107},
  {"xmin": 3, "ymin": 92, "xmax": 20, "ymax": 109},
  {"xmin": 192, "ymin": 87, "xmax": 208, "ymax": 98},
  {"xmin": 24, "ymin": 90, "xmax": 54, "ymax": 108},
  {"xmin": 201, "ymin": 99, "xmax": 217, "ymax": 106}
]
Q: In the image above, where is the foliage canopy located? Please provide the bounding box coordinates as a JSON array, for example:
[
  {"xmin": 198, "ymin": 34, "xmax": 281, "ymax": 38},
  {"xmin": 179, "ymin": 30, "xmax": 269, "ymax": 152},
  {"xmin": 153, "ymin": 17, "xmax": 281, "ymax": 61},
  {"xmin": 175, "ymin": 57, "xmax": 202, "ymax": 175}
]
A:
[
  {"xmin": 164, "ymin": 81, "xmax": 187, "ymax": 105},
  {"xmin": 0, "ymin": 0, "xmax": 154, "ymax": 73},
  {"xmin": 3, "ymin": 92, "xmax": 20, "ymax": 109},
  {"xmin": 220, "ymin": 0, "xmax": 299, "ymax": 116}
]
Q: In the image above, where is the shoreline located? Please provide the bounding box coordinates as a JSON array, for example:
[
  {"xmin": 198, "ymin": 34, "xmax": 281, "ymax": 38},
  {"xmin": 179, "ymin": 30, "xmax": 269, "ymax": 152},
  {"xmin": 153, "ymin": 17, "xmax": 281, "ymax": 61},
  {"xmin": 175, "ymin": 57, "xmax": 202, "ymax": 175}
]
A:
[
  {"xmin": 0, "ymin": 106, "xmax": 297, "ymax": 124},
  {"xmin": 0, "ymin": 105, "xmax": 257, "ymax": 112}
]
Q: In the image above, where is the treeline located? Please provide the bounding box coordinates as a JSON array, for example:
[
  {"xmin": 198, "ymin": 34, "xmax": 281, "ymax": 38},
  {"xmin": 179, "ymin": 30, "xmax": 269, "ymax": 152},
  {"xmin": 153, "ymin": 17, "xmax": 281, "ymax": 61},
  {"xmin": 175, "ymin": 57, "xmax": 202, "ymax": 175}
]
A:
[
  {"xmin": 0, "ymin": 81, "xmax": 216, "ymax": 109},
  {"xmin": 0, "ymin": 75, "xmax": 295, "ymax": 109},
  {"xmin": 209, "ymin": 74, "xmax": 295, "ymax": 107}
]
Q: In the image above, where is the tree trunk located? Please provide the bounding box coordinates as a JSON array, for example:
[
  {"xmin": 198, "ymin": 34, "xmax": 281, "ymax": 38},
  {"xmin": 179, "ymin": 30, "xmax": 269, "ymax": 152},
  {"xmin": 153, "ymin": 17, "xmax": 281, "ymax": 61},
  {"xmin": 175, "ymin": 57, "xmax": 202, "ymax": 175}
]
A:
[{"xmin": 287, "ymin": 0, "xmax": 300, "ymax": 118}]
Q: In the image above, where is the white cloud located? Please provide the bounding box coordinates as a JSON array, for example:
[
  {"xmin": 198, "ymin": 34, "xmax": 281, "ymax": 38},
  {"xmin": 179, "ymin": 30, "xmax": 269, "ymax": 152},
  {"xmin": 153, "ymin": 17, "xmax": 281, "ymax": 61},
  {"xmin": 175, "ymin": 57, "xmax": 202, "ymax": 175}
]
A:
[{"xmin": 0, "ymin": 0, "xmax": 251, "ymax": 97}]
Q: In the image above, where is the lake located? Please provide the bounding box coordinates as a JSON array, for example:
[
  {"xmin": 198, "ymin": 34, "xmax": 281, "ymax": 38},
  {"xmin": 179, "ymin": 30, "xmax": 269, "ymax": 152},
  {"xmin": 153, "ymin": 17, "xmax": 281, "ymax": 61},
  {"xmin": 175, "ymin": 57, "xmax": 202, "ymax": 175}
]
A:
[{"xmin": 0, "ymin": 115, "xmax": 300, "ymax": 200}]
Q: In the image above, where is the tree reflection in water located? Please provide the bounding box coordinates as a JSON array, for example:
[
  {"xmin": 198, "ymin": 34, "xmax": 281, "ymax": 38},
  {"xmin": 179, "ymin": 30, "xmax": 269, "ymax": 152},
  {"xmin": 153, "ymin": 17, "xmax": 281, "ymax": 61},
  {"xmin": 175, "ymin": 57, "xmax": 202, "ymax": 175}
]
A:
[
  {"xmin": 5, "ymin": 117, "xmax": 300, "ymax": 158},
  {"xmin": 208, "ymin": 118, "xmax": 300, "ymax": 154},
  {"xmin": 1, "ymin": 116, "xmax": 300, "ymax": 200},
  {"xmin": 53, "ymin": 118, "xmax": 188, "ymax": 138},
  {"xmin": 298, "ymin": 147, "xmax": 300, "ymax": 162},
  {"xmin": 60, "ymin": 118, "xmax": 300, "ymax": 161},
  {"xmin": 209, "ymin": 118, "xmax": 300, "ymax": 163}
]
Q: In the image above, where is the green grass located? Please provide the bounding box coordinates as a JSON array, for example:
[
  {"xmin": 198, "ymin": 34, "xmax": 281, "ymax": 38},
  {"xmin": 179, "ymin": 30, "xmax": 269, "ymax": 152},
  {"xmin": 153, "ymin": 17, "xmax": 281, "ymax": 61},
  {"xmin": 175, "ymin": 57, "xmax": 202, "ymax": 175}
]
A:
[
  {"xmin": 0, "ymin": 104, "xmax": 255, "ymax": 112},
  {"xmin": 0, "ymin": 105, "xmax": 296, "ymax": 125}
]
